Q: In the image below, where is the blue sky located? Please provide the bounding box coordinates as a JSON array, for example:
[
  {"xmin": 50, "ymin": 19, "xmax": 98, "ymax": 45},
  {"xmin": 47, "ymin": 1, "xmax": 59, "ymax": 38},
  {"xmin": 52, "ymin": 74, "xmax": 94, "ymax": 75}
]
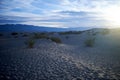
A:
[{"xmin": 0, "ymin": 0, "xmax": 120, "ymax": 28}]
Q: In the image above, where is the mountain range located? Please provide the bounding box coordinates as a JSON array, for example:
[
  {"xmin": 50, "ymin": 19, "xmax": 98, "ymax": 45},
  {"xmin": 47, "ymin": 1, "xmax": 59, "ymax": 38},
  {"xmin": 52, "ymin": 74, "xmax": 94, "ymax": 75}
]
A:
[{"xmin": 0, "ymin": 24, "xmax": 91, "ymax": 32}]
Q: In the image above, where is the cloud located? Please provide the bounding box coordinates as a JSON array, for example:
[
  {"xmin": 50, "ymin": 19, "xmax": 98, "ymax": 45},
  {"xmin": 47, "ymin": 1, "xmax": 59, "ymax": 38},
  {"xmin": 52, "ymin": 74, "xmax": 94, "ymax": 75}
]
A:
[{"xmin": 0, "ymin": 0, "xmax": 120, "ymax": 28}]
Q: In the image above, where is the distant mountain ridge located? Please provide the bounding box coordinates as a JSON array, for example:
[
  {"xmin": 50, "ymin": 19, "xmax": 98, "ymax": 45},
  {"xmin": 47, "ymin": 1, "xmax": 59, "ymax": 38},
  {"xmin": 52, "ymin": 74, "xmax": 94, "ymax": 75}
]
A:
[{"xmin": 0, "ymin": 24, "xmax": 91, "ymax": 32}]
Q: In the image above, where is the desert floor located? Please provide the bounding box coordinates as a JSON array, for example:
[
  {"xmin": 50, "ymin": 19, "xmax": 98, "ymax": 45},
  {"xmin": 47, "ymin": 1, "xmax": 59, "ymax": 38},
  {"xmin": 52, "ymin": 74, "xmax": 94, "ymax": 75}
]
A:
[{"xmin": 0, "ymin": 29, "xmax": 120, "ymax": 80}]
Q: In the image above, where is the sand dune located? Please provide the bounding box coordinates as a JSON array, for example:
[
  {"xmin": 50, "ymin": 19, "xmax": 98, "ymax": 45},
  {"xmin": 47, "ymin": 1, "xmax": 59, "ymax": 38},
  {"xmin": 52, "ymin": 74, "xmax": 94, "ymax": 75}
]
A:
[{"xmin": 0, "ymin": 28, "xmax": 120, "ymax": 80}]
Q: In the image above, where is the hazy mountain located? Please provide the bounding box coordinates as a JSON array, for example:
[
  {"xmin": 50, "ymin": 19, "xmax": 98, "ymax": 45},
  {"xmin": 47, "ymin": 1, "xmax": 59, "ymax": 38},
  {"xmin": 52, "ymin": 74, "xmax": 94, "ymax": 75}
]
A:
[{"xmin": 0, "ymin": 24, "xmax": 91, "ymax": 32}]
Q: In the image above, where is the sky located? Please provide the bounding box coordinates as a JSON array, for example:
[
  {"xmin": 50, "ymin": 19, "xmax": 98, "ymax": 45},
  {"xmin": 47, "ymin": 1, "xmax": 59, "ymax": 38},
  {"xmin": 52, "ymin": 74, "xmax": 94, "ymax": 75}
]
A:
[{"xmin": 0, "ymin": 0, "xmax": 120, "ymax": 28}]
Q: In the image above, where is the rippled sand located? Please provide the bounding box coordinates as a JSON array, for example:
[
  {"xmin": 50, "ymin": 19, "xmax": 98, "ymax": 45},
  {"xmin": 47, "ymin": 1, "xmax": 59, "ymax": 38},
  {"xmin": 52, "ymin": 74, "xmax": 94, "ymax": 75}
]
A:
[{"xmin": 0, "ymin": 30, "xmax": 120, "ymax": 80}]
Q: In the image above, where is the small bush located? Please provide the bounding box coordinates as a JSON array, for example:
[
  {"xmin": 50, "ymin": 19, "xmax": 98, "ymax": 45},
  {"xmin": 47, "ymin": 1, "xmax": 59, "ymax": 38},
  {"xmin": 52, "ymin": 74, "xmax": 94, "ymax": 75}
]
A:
[
  {"xmin": 50, "ymin": 37, "xmax": 62, "ymax": 43},
  {"xmin": 85, "ymin": 38, "xmax": 95, "ymax": 47},
  {"xmin": 101, "ymin": 29, "xmax": 109, "ymax": 35},
  {"xmin": 22, "ymin": 34, "xmax": 28, "ymax": 37},
  {"xmin": 11, "ymin": 32, "xmax": 18, "ymax": 35},
  {"xmin": 33, "ymin": 33, "xmax": 49, "ymax": 39},
  {"xmin": 25, "ymin": 39, "xmax": 35, "ymax": 48},
  {"xmin": 87, "ymin": 30, "xmax": 95, "ymax": 36},
  {"xmin": 92, "ymin": 32, "xmax": 99, "ymax": 36},
  {"xmin": 59, "ymin": 31, "xmax": 82, "ymax": 35}
]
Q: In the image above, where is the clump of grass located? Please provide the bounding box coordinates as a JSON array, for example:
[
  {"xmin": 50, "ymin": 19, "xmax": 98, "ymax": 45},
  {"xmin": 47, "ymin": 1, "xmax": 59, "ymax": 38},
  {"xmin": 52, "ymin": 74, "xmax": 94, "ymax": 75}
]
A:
[
  {"xmin": 59, "ymin": 31, "xmax": 82, "ymax": 35},
  {"xmin": 85, "ymin": 38, "xmax": 95, "ymax": 47},
  {"xmin": 22, "ymin": 34, "xmax": 28, "ymax": 37},
  {"xmin": 50, "ymin": 37, "xmax": 62, "ymax": 43},
  {"xmin": 25, "ymin": 39, "xmax": 35, "ymax": 48},
  {"xmin": 101, "ymin": 29, "xmax": 109, "ymax": 35},
  {"xmin": 11, "ymin": 32, "xmax": 18, "ymax": 35},
  {"xmin": 33, "ymin": 33, "xmax": 49, "ymax": 39},
  {"xmin": 87, "ymin": 30, "xmax": 95, "ymax": 36},
  {"xmin": 92, "ymin": 32, "xmax": 99, "ymax": 36}
]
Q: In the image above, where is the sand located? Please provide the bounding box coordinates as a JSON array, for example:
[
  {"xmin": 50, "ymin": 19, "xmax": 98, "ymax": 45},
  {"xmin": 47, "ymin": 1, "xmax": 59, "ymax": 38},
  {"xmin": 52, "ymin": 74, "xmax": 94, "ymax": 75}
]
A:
[{"xmin": 0, "ymin": 29, "xmax": 120, "ymax": 80}]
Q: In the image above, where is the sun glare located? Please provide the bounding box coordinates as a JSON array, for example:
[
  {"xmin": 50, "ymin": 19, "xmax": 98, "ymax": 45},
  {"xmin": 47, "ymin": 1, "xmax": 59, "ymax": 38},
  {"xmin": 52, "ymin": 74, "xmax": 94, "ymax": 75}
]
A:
[{"xmin": 102, "ymin": 6, "xmax": 120, "ymax": 27}]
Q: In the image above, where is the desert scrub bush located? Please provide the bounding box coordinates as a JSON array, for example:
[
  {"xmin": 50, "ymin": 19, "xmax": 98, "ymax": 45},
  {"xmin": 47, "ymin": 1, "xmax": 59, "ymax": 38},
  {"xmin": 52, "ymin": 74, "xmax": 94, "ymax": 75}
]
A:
[
  {"xmin": 92, "ymin": 32, "xmax": 99, "ymax": 36},
  {"xmin": 101, "ymin": 29, "xmax": 109, "ymax": 35},
  {"xmin": 25, "ymin": 39, "xmax": 35, "ymax": 48},
  {"xmin": 11, "ymin": 32, "xmax": 18, "ymax": 35},
  {"xmin": 33, "ymin": 33, "xmax": 49, "ymax": 39},
  {"xmin": 59, "ymin": 31, "xmax": 82, "ymax": 35},
  {"xmin": 22, "ymin": 34, "xmax": 28, "ymax": 37},
  {"xmin": 85, "ymin": 38, "xmax": 95, "ymax": 47},
  {"xmin": 50, "ymin": 37, "xmax": 62, "ymax": 43},
  {"xmin": 87, "ymin": 30, "xmax": 95, "ymax": 36}
]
